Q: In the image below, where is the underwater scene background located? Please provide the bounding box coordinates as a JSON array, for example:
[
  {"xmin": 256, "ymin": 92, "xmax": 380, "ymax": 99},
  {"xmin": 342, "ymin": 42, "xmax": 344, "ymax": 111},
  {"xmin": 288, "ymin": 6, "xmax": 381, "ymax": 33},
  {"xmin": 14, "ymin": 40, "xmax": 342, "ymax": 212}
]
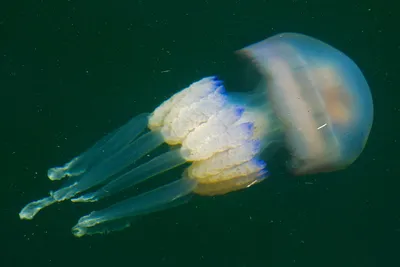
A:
[{"xmin": 1, "ymin": 0, "xmax": 398, "ymax": 266}]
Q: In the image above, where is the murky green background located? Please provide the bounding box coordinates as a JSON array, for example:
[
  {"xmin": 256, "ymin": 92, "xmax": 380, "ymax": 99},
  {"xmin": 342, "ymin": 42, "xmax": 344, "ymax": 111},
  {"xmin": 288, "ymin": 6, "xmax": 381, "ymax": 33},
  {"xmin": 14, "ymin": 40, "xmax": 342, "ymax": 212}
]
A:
[{"xmin": 1, "ymin": 0, "xmax": 398, "ymax": 266}]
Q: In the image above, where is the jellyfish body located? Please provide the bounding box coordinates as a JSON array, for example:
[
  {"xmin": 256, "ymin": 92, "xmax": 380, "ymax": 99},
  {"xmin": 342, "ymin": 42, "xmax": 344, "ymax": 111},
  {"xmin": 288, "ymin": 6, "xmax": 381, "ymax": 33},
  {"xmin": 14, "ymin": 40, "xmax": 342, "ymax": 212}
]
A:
[{"xmin": 19, "ymin": 33, "xmax": 373, "ymax": 237}]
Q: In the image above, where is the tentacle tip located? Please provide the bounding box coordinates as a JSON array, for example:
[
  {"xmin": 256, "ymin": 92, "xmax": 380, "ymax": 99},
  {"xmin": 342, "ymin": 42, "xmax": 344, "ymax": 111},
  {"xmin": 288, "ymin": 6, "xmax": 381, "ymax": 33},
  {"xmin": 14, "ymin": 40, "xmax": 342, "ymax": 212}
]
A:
[
  {"xmin": 72, "ymin": 226, "xmax": 86, "ymax": 238},
  {"xmin": 19, "ymin": 205, "xmax": 42, "ymax": 220},
  {"xmin": 47, "ymin": 167, "xmax": 65, "ymax": 180},
  {"xmin": 19, "ymin": 211, "xmax": 33, "ymax": 220}
]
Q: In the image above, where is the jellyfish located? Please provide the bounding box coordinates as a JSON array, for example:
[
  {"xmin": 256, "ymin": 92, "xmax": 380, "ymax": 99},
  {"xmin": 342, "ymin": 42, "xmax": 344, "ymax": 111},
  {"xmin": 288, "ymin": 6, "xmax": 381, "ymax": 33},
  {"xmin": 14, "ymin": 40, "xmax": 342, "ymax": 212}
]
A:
[{"xmin": 19, "ymin": 33, "xmax": 373, "ymax": 237}]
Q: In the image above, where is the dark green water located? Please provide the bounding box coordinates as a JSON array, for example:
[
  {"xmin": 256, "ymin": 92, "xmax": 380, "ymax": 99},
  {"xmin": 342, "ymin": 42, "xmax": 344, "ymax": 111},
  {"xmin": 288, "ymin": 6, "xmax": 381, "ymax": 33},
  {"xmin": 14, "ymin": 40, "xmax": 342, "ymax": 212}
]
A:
[{"xmin": 1, "ymin": 0, "xmax": 398, "ymax": 266}]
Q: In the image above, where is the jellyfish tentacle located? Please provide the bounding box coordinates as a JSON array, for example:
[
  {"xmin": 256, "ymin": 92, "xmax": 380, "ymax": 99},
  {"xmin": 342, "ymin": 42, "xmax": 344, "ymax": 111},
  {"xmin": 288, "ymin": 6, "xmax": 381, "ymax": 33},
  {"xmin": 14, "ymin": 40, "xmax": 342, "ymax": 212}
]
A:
[
  {"xmin": 19, "ymin": 124, "xmax": 164, "ymax": 220},
  {"xmin": 48, "ymin": 113, "xmax": 150, "ymax": 181},
  {"xmin": 51, "ymin": 130, "xmax": 165, "ymax": 201},
  {"xmin": 19, "ymin": 196, "xmax": 56, "ymax": 220},
  {"xmin": 72, "ymin": 177, "xmax": 197, "ymax": 237},
  {"xmin": 72, "ymin": 195, "xmax": 192, "ymax": 237},
  {"xmin": 71, "ymin": 149, "xmax": 187, "ymax": 202}
]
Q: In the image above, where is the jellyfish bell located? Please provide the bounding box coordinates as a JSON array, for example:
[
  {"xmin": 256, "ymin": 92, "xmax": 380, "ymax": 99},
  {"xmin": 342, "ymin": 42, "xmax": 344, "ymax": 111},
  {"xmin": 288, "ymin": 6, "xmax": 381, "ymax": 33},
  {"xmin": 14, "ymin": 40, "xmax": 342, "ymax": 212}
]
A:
[
  {"xmin": 19, "ymin": 32, "xmax": 373, "ymax": 237},
  {"xmin": 236, "ymin": 33, "xmax": 373, "ymax": 175}
]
